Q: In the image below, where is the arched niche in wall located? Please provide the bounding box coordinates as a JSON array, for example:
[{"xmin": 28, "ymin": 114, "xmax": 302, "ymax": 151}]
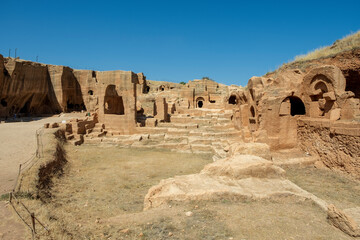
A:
[
  {"xmin": 104, "ymin": 85, "xmax": 125, "ymax": 115},
  {"xmin": 144, "ymin": 86, "xmax": 150, "ymax": 94},
  {"xmin": 61, "ymin": 69, "xmax": 86, "ymax": 113},
  {"xmin": 228, "ymin": 95, "xmax": 238, "ymax": 105},
  {"xmin": 279, "ymin": 96, "xmax": 306, "ymax": 116},
  {"xmin": 196, "ymin": 97, "xmax": 205, "ymax": 108},
  {"xmin": 310, "ymin": 74, "xmax": 333, "ymax": 101}
]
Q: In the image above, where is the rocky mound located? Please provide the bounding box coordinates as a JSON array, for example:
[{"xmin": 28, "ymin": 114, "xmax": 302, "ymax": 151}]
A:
[{"xmin": 144, "ymin": 154, "xmax": 327, "ymax": 210}]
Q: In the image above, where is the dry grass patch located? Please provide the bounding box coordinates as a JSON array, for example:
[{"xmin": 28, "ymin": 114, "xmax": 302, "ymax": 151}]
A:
[
  {"xmin": 21, "ymin": 144, "xmax": 212, "ymax": 239},
  {"xmin": 294, "ymin": 30, "xmax": 360, "ymax": 62},
  {"xmin": 284, "ymin": 165, "xmax": 360, "ymax": 209},
  {"xmin": 16, "ymin": 144, "xmax": 359, "ymax": 239},
  {"xmin": 107, "ymin": 200, "xmax": 353, "ymax": 240}
]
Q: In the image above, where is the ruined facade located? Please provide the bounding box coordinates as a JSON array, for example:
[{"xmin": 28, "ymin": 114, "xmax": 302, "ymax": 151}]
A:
[
  {"xmin": 231, "ymin": 65, "xmax": 360, "ymax": 179},
  {"xmin": 1, "ymin": 52, "xmax": 360, "ymax": 179}
]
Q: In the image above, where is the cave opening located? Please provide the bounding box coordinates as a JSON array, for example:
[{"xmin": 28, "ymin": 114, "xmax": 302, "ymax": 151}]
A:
[
  {"xmin": 144, "ymin": 86, "xmax": 150, "ymax": 93},
  {"xmin": 228, "ymin": 95, "xmax": 237, "ymax": 105},
  {"xmin": 196, "ymin": 97, "xmax": 205, "ymax": 108},
  {"xmin": 345, "ymin": 70, "xmax": 360, "ymax": 98},
  {"xmin": 288, "ymin": 96, "xmax": 306, "ymax": 116},
  {"xmin": 0, "ymin": 98, "xmax": 7, "ymax": 107}
]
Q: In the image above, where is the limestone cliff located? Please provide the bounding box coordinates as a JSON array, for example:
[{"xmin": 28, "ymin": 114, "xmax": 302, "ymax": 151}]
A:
[{"xmin": 0, "ymin": 55, "xmax": 61, "ymax": 116}]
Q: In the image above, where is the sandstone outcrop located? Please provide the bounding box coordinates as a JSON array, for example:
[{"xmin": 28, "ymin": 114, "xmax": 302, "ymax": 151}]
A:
[
  {"xmin": 0, "ymin": 57, "xmax": 61, "ymax": 116},
  {"xmin": 328, "ymin": 204, "xmax": 360, "ymax": 237},
  {"xmin": 143, "ymin": 154, "xmax": 327, "ymax": 210}
]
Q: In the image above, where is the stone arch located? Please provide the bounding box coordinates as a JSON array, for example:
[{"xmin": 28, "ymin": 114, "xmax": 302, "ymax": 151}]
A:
[
  {"xmin": 104, "ymin": 85, "xmax": 124, "ymax": 115},
  {"xmin": 304, "ymin": 65, "xmax": 346, "ymax": 96},
  {"xmin": 280, "ymin": 96, "xmax": 306, "ymax": 116},
  {"xmin": 196, "ymin": 97, "xmax": 205, "ymax": 108},
  {"xmin": 314, "ymin": 81, "xmax": 328, "ymax": 93}
]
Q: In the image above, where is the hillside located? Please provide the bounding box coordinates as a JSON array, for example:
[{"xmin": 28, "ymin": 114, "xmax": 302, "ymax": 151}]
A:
[{"xmin": 265, "ymin": 30, "xmax": 360, "ymax": 80}]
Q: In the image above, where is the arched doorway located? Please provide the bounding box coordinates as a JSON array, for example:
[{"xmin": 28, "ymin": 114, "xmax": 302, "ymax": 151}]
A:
[
  {"xmin": 289, "ymin": 97, "xmax": 305, "ymax": 116},
  {"xmin": 228, "ymin": 95, "xmax": 237, "ymax": 105},
  {"xmin": 104, "ymin": 85, "xmax": 125, "ymax": 115},
  {"xmin": 280, "ymin": 96, "xmax": 306, "ymax": 116},
  {"xmin": 196, "ymin": 97, "xmax": 205, "ymax": 108}
]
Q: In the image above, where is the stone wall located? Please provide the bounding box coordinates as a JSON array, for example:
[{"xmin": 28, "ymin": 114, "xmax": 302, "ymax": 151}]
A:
[
  {"xmin": 298, "ymin": 118, "xmax": 360, "ymax": 179},
  {"xmin": 0, "ymin": 56, "xmax": 62, "ymax": 116}
]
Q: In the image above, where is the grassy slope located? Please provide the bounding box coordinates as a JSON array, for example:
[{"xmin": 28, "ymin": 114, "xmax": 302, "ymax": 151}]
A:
[
  {"xmin": 294, "ymin": 30, "xmax": 360, "ymax": 62},
  {"xmin": 265, "ymin": 30, "xmax": 360, "ymax": 76}
]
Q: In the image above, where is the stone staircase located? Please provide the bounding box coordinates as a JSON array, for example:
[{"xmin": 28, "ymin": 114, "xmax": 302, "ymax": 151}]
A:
[{"xmin": 83, "ymin": 109, "xmax": 243, "ymax": 160}]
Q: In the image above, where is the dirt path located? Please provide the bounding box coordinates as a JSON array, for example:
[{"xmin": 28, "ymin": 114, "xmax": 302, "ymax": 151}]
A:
[{"xmin": 0, "ymin": 113, "xmax": 83, "ymax": 240}]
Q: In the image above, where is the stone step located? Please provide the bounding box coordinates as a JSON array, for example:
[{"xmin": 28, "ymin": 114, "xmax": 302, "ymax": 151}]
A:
[
  {"xmin": 157, "ymin": 122, "xmax": 199, "ymax": 129},
  {"xmin": 137, "ymin": 127, "xmax": 168, "ymax": 134},
  {"xmin": 188, "ymin": 130, "xmax": 205, "ymax": 137},
  {"xmin": 164, "ymin": 135, "xmax": 188, "ymax": 144},
  {"xmin": 215, "ymin": 117, "xmax": 232, "ymax": 123},
  {"xmin": 211, "ymin": 124, "xmax": 234, "ymax": 131},
  {"xmin": 171, "ymin": 116, "xmax": 212, "ymax": 124},
  {"xmin": 188, "ymin": 137, "xmax": 215, "ymax": 145},
  {"xmin": 157, "ymin": 142, "xmax": 191, "ymax": 151},
  {"xmin": 190, "ymin": 144, "xmax": 214, "ymax": 152},
  {"xmin": 149, "ymin": 133, "xmax": 166, "ymax": 140},
  {"xmin": 83, "ymin": 138, "xmax": 102, "ymax": 144},
  {"xmin": 200, "ymin": 130, "xmax": 240, "ymax": 138},
  {"xmin": 166, "ymin": 128, "xmax": 190, "ymax": 135},
  {"xmin": 131, "ymin": 139, "xmax": 163, "ymax": 147},
  {"xmin": 198, "ymin": 124, "xmax": 233, "ymax": 131}
]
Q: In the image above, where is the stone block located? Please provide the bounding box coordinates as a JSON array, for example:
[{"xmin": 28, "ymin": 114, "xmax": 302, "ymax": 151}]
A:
[
  {"xmin": 279, "ymin": 101, "xmax": 290, "ymax": 116},
  {"xmin": 309, "ymin": 102, "xmax": 321, "ymax": 118},
  {"xmin": 329, "ymin": 108, "xmax": 341, "ymax": 121},
  {"xmin": 323, "ymin": 91, "xmax": 336, "ymax": 101}
]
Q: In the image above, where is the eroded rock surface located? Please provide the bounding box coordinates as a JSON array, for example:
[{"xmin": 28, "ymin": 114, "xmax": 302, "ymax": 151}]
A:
[{"xmin": 144, "ymin": 154, "xmax": 327, "ymax": 211}]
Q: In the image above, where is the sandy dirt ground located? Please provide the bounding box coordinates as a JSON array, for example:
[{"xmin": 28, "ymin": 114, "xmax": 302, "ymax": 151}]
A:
[
  {"xmin": 0, "ymin": 113, "xmax": 83, "ymax": 240},
  {"xmin": 25, "ymin": 144, "xmax": 354, "ymax": 239}
]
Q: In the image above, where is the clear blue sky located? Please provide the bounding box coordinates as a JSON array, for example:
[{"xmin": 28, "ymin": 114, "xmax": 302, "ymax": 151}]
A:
[{"xmin": 1, "ymin": 0, "xmax": 359, "ymax": 86}]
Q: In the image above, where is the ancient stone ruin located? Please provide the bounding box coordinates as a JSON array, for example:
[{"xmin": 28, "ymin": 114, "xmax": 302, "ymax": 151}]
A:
[
  {"xmin": 1, "ymin": 47, "xmax": 360, "ymax": 237},
  {"xmin": 1, "ymin": 53, "xmax": 359, "ymax": 178}
]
